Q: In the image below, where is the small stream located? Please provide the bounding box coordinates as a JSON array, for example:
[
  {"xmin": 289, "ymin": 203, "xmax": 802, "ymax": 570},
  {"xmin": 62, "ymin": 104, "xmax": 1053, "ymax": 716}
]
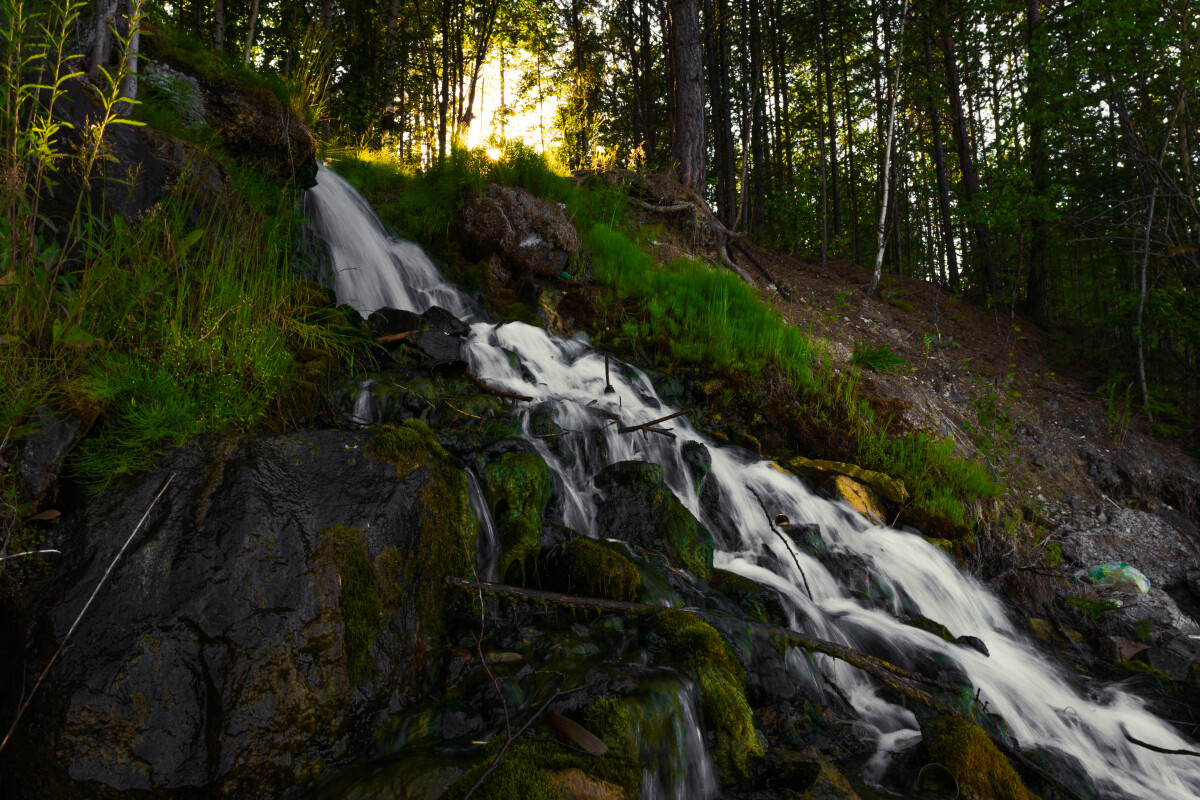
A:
[{"xmin": 306, "ymin": 163, "xmax": 1200, "ymax": 799}]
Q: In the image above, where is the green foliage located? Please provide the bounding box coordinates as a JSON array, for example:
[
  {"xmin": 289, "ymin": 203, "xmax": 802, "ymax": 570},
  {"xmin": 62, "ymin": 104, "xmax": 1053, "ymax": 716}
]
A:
[
  {"xmin": 146, "ymin": 22, "xmax": 295, "ymax": 109},
  {"xmin": 849, "ymin": 341, "xmax": 906, "ymax": 373},
  {"xmin": 1133, "ymin": 619, "xmax": 1155, "ymax": 643},
  {"xmin": 441, "ymin": 736, "xmax": 642, "ymax": 800},
  {"xmin": 1065, "ymin": 595, "xmax": 1120, "ymax": 622}
]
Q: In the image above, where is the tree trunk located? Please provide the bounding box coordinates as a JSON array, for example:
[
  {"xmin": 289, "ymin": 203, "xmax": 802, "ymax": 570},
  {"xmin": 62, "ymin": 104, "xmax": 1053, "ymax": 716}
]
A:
[
  {"xmin": 938, "ymin": 0, "xmax": 998, "ymax": 298},
  {"xmin": 214, "ymin": 0, "xmax": 224, "ymax": 51},
  {"xmin": 819, "ymin": 0, "xmax": 841, "ymax": 237},
  {"xmin": 840, "ymin": 6, "xmax": 859, "ymax": 264},
  {"xmin": 1024, "ymin": 0, "xmax": 1049, "ymax": 323},
  {"xmin": 669, "ymin": 0, "xmax": 705, "ymax": 193},
  {"xmin": 116, "ymin": 0, "xmax": 141, "ymax": 117},
  {"xmin": 1138, "ymin": 188, "xmax": 1157, "ymax": 421},
  {"xmin": 870, "ymin": 0, "xmax": 908, "ymax": 296},
  {"xmin": 459, "ymin": 0, "xmax": 501, "ymax": 141},
  {"xmin": 817, "ymin": 49, "xmax": 829, "ymax": 271},
  {"xmin": 86, "ymin": 0, "xmax": 120, "ymax": 78},
  {"xmin": 241, "ymin": 0, "xmax": 260, "ymax": 67},
  {"xmin": 705, "ymin": 0, "xmax": 735, "ymax": 223},
  {"xmin": 923, "ymin": 29, "xmax": 958, "ymax": 290}
]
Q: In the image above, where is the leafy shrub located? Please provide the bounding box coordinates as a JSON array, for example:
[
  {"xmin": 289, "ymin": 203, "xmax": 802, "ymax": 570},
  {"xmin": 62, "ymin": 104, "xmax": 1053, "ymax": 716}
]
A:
[{"xmin": 850, "ymin": 341, "xmax": 906, "ymax": 373}]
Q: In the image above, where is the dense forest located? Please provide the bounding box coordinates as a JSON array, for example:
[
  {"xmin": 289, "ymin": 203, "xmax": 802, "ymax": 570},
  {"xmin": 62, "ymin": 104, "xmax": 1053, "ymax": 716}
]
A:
[
  {"xmin": 153, "ymin": 0, "xmax": 1200, "ymax": 441},
  {"xmin": 4, "ymin": 0, "xmax": 1200, "ymax": 798}
]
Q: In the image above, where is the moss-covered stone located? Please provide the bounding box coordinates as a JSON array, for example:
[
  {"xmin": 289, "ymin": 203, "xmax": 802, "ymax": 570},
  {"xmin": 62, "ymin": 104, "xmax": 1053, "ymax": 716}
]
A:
[
  {"xmin": 787, "ymin": 456, "xmax": 909, "ymax": 504},
  {"xmin": 595, "ymin": 461, "xmax": 714, "ymax": 579},
  {"xmin": 920, "ymin": 716, "xmax": 1035, "ymax": 800},
  {"xmin": 481, "ymin": 451, "xmax": 552, "ymax": 583},
  {"xmin": 366, "ymin": 418, "xmax": 447, "ymax": 479},
  {"xmin": 442, "ymin": 738, "xmax": 641, "ymax": 800},
  {"xmin": 585, "ymin": 696, "xmax": 637, "ymax": 762},
  {"xmin": 823, "ymin": 474, "xmax": 885, "ymax": 525},
  {"xmin": 657, "ymin": 609, "xmax": 762, "ymax": 778},
  {"xmin": 708, "ymin": 570, "xmax": 788, "ymax": 627},
  {"xmin": 562, "ymin": 538, "xmax": 643, "ymax": 602},
  {"xmin": 911, "ymin": 616, "xmax": 956, "ymax": 643}
]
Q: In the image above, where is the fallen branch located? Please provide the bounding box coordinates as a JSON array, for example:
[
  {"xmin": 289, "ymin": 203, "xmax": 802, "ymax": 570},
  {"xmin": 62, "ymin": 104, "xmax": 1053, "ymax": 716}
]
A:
[
  {"xmin": 377, "ymin": 329, "xmax": 420, "ymax": 344},
  {"xmin": 617, "ymin": 409, "xmax": 691, "ymax": 435},
  {"xmin": 465, "ymin": 370, "xmax": 533, "ymax": 402},
  {"xmin": 445, "ymin": 576, "xmax": 1085, "ymax": 800},
  {"xmin": 0, "ymin": 549, "xmax": 61, "ymax": 562},
  {"xmin": 462, "ymin": 683, "xmax": 592, "ymax": 800},
  {"xmin": 1122, "ymin": 724, "xmax": 1200, "ymax": 757},
  {"xmin": 731, "ymin": 241, "xmax": 792, "ymax": 301},
  {"xmin": 748, "ymin": 487, "xmax": 813, "ymax": 601},
  {"xmin": 636, "ymin": 200, "xmax": 695, "ymax": 213},
  {"xmin": 0, "ymin": 474, "xmax": 174, "ymax": 754}
]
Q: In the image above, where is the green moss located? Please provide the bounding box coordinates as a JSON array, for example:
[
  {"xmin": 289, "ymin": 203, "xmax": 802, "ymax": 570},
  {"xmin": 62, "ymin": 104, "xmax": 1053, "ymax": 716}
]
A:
[
  {"xmin": 920, "ymin": 716, "xmax": 1035, "ymax": 800},
  {"xmin": 657, "ymin": 610, "xmax": 761, "ymax": 778},
  {"xmin": 366, "ymin": 418, "xmax": 447, "ymax": 479},
  {"xmin": 585, "ymin": 696, "xmax": 637, "ymax": 762},
  {"xmin": 562, "ymin": 538, "xmax": 642, "ymax": 601},
  {"xmin": 481, "ymin": 451, "xmax": 552, "ymax": 583},
  {"xmin": 317, "ymin": 525, "xmax": 384, "ymax": 683},
  {"xmin": 442, "ymin": 738, "xmax": 641, "ymax": 800},
  {"xmin": 1117, "ymin": 659, "xmax": 1176, "ymax": 691},
  {"xmin": 911, "ymin": 616, "xmax": 956, "ymax": 643}
]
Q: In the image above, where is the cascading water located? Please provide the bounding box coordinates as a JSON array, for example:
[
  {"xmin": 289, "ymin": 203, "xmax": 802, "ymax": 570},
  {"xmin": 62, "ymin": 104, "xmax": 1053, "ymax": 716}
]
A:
[
  {"xmin": 304, "ymin": 164, "xmax": 471, "ymax": 318},
  {"xmin": 306, "ymin": 165, "xmax": 1200, "ymax": 799}
]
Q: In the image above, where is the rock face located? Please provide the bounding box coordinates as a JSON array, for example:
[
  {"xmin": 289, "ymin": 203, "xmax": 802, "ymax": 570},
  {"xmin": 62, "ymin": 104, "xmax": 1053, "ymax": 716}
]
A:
[
  {"xmin": 593, "ymin": 461, "xmax": 714, "ymax": 578},
  {"xmin": 199, "ymin": 82, "xmax": 317, "ymax": 187},
  {"xmin": 461, "ymin": 184, "xmax": 581, "ymax": 280},
  {"xmin": 1, "ymin": 429, "xmax": 473, "ymax": 799}
]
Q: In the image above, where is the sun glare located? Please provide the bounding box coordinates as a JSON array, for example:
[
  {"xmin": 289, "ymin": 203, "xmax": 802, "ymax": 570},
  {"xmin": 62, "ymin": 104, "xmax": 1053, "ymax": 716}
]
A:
[{"xmin": 463, "ymin": 55, "xmax": 561, "ymax": 153}]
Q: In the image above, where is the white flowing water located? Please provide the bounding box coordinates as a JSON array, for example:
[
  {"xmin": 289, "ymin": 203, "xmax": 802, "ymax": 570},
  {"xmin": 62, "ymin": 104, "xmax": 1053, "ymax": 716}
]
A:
[
  {"xmin": 306, "ymin": 166, "xmax": 1200, "ymax": 799},
  {"xmin": 304, "ymin": 164, "xmax": 471, "ymax": 318}
]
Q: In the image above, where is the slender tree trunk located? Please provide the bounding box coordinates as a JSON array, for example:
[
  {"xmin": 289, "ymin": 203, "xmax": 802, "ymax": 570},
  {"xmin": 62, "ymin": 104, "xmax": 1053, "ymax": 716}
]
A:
[
  {"xmin": 923, "ymin": 29, "xmax": 958, "ymax": 290},
  {"xmin": 192, "ymin": 0, "xmax": 203, "ymax": 39},
  {"xmin": 817, "ymin": 56, "xmax": 829, "ymax": 271},
  {"xmin": 1025, "ymin": 0, "xmax": 1049, "ymax": 323},
  {"xmin": 1138, "ymin": 188, "xmax": 1157, "ymax": 421},
  {"xmin": 284, "ymin": 0, "xmax": 301, "ymax": 77},
  {"xmin": 669, "ymin": 0, "xmax": 705, "ymax": 193},
  {"xmin": 116, "ymin": 0, "xmax": 141, "ymax": 117},
  {"xmin": 241, "ymin": 0, "xmax": 260, "ymax": 67},
  {"xmin": 870, "ymin": 0, "xmax": 908, "ymax": 296},
  {"xmin": 214, "ymin": 0, "xmax": 224, "ymax": 52},
  {"xmin": 438, "ymin": 0, "xmax": 450, "ymax": 160},
  {"xmin": 705, "ymin": 0, "xmax": 735, "ymax": 222},
  {"xmin": 938, "ymin": 0, "xmax": 998, "ymax": 299},
  {"xmin": 840, "ymin": 7, "xmax": 859, "ymax": 264},
  {"xmin": 460, "ymin": 0, "xmax": 501, "ymax": 140},
  {"xmin": 86, "ymin": 0, "xmax": 120, "ymax": 78},
  {"xmin": 819, "ymin": 0, "xmax": 841, "ymax": 238}
]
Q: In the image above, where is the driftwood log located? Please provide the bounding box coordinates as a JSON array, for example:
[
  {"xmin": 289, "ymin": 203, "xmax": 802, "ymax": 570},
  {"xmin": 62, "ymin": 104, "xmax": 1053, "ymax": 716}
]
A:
[
  {"xmin": 465, "ymin": 370, "xmax": 534, "ymax": 402},
  {"xmin": 445, "ymin": 576, "xmax": 1085, "ymax": 800}
]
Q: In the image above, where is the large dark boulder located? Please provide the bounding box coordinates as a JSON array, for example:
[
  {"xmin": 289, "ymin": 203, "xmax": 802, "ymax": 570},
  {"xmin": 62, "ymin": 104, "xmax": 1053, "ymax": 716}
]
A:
[
  {"xmin": 199, "ymin": 80, "xmax": 317, "ymax": 187},
  {"xmin": 0, "ymin": 428, "xmax": 473, "ymax": 799},
  {"xmin": 460, "ymin": 184, "xmax": 580, "ymax": 280},
  {"xmin": 593, "ymin": 461, "xmax": 714, "ymax": 578}
]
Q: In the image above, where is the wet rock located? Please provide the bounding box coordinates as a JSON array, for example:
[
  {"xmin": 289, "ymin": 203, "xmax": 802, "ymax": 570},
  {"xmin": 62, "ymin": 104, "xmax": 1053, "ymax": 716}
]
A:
[
  {"xmin": 786, "ymin": 456, "xmax": 909, "ymax": 504},
  {"xmin": 480, "ymin": 450, "xmax": 553, "ymax": 583},
  {"xmin": 708, "ymin": 570, "xmax": 789, "ymax": 627},
  {"xmin": 593, "ymin": 461, "xmax": 715, "ymax": 578},
  {"xmin": 461, "ymin": 184, "xmax": 581, "ymax": 280},
  {"xmin": 16, "ymin": 408, "xmax": 86, "ymax": 504},
  {"xmin": 819, "ymin": 474, "xmax": 886, "ymax": 526},
  {"xmin": 911, "ymin": 616, "xmax": 955, "ymax": 643},
  {"xmin": 742, "ymin": 749, "xmax": 821, "ymax": 793},
  {"xmin": 919, "ymin": 715, "xmax": 1036, "ymax": 800},
  {"xmin": 4, "ymin": 429, "xmax": 474, "ymax": 798},
  {"xmin": 1146, "ymin": 636, "xmax": 1200, "ymax": 680},
  {"xmin": 368, "ymin": 305, "xmax": 470, "ymax": 366},
  {"xmin": 956, "ymin": 635, "xmax": 990, "ymax": 657}
]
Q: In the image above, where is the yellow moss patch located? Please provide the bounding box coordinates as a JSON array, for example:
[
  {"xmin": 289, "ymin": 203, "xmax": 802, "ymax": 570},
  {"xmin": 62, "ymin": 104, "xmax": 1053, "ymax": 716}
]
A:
[
  {"xmin": 920, "ymin": 716, "xmax": 1035, "ymax": 800},
  {"xmin": 828, "ymin": 475, "xmax": 885, "ymax": 525}
]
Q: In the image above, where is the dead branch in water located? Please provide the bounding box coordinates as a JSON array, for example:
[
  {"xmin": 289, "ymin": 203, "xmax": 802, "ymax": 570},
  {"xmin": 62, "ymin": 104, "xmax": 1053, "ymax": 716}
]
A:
[
  {"xmin": 617, "ymin": 409, "xmax": 691, "ymax": 436},
  {"xmin": 1122, "ymin": 724, "xmax": 1200, "ymax": 757},
  {"xmin": 465, "ymin": 370, "xmax": 533, "ymax": 402}
]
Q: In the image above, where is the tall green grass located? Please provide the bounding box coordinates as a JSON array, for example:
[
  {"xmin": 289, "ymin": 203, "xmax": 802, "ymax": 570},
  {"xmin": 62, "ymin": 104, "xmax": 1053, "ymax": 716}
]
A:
[{"xmin": 2, "ymin": 2, "xmax": 352, "ymax": 497}]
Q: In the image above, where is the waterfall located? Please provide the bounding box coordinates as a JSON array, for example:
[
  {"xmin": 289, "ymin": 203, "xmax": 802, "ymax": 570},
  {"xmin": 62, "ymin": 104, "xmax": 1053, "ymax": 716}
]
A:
[
  {"xmin": 304, "ymin": 163, "xmax": 471, "ymax": 318},
  {"xmin": 305, "ymin": 165, "xmax": 1200, "ymax": 799}
]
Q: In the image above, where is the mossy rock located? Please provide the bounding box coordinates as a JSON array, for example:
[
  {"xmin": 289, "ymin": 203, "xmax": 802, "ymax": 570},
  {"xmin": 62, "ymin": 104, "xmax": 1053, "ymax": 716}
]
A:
[
  {"xmin": 558, "ymin": 537, "xmax": 643, "ymax": 602},
  {"xmin": 594, "ymin": 461, "xmax": 715, "ymax": 579},
  {"xmin": 709, "ymin": 569, "xmax": 788, "ymax": 627},
  {"xmin": 366, "ymin": 418, "xmax": 447, "ymax": 479},
  {"xmin": 657, "ymin": 609, "xmax": 762, "ymax": 778},
  {"xmin": 911, "ymin": 616, "xmax": 956, "ymax": 643},
  {"xmin": 481, "ymin": 451, "xmax": 552, "ymax": 583},
  {"xmin": 787, "ymin": 456, "xmax": 909, "ymax": 504},
  {"xmin": 919, "ymin": 716, "xmax": 1035, "ymax": 800},
  {"xmin": 903, "ymin": 500, "xmax": 973, "ymax": 540},
  {"xmin": 822, "ymin": 474, "xmax": 885, "ymax": 526},
  {"xmin": 441, "ymin": 738, "xmax": 640, "ymax": 800}
]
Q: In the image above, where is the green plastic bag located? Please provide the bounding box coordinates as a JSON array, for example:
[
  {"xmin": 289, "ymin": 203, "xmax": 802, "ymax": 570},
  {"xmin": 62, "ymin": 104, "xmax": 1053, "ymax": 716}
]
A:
[{"xmin": 1075, "ymin": 563, "xmax": 1151, "ymax": 594}]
